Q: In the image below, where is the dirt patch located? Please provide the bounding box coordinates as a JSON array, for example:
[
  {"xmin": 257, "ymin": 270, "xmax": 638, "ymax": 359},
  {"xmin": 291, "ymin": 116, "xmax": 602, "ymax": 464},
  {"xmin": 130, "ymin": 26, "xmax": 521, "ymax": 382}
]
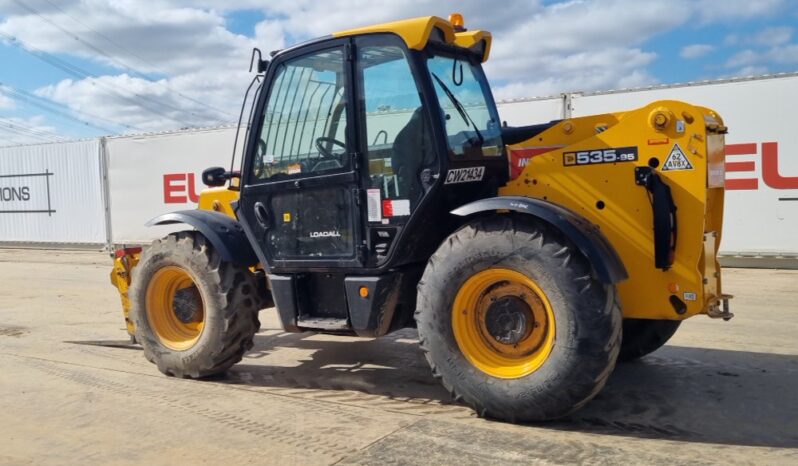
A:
[{"xmin": 0, "ymin": 325, "xmax": 28, "ymax": 337}]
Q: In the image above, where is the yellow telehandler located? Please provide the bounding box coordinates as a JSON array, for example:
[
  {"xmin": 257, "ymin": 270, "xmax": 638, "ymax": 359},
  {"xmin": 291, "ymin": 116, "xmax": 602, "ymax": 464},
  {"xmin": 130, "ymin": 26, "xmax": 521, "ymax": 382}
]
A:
[{"xmin": 111, "ymin": 14, "xmax": 731, "ymax": 422}]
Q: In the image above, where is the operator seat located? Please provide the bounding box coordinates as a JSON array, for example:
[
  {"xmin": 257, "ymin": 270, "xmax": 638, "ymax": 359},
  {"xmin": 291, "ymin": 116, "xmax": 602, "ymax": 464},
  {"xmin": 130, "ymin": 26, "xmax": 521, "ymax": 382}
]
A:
[{"xmin": 391, "ymin": 107, "xmax": 436, "ymax": 208}]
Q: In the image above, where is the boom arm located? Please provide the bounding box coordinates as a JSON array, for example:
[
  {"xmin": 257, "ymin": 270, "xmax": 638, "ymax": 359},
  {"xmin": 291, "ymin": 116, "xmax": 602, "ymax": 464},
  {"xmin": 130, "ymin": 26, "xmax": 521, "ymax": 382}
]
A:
[{"xmin": 501, "ymin": 100, "xmax": 727, "ymax": 320}]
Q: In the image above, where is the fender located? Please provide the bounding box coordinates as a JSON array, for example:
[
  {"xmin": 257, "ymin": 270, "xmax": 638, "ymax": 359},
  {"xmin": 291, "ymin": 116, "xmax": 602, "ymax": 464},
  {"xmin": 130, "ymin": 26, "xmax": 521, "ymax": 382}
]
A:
[
  {"xmin": 451, "ymin": 196, "xmax": 628, "ymax": 284},
  {"xmin": 146, "ymin": 210, "xmax": 259, "ymax": 266}
]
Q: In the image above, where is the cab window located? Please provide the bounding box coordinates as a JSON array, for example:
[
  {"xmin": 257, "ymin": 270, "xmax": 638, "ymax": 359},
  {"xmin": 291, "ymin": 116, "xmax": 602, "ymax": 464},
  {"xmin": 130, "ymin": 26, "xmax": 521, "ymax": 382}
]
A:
[
  {"xmin": 251, "ymin": 48, "xmax": 349, "ymax": 182},
  {"xmin": 427, "ymin": 54, "xmax": 503, "ymax": 159},
  {"xmin": 357, "ymin": 41, "xmax": 437, "ymax": 216}
]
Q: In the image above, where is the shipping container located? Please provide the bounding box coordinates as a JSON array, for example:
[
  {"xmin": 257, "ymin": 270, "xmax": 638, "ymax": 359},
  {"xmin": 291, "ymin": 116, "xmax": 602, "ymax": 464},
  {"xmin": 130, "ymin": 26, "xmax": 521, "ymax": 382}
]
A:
[
  {"xmin": 105, "ymin": 126, "xmax": 240, "ymax": 244},
  {"xmin": 0, "ymin": 139, "xmax": 107, "ymax": 245}
]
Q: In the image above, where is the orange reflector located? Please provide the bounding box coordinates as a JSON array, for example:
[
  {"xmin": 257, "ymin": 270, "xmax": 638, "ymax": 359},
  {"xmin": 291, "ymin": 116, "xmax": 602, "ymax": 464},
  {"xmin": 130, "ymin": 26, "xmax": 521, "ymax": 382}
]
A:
[
  {"xmin": 359, "ymin": 286, "xmax": 369, "ymax": 298},
  {"xmin": 668, "ymin": 283, "xmax": 680, "ymax": 294},
  {"xmin": 648, "ymin": 138, "xmax": 669, "ymax": 145},
  {"xmin": 449, "ymin": 13, "xmax": 464, "ymax": 28},
  {"xmin": 114, "ymin": 247, "xmax": 142, "ymax": 258}
]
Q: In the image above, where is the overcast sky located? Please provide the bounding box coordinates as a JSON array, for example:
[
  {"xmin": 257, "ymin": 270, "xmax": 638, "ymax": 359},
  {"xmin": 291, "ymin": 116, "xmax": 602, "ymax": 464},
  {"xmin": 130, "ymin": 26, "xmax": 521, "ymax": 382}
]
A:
[{"xmin": 0, "ymin": 0, "xmax": 797, "ymax": 145}]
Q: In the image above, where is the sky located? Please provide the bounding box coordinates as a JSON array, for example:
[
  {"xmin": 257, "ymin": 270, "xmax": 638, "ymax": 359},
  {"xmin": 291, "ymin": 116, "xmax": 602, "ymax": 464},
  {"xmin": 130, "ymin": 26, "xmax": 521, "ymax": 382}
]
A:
[{"xmin": 0, "ymin": 0, "xmax": 797, "ymax": 145}]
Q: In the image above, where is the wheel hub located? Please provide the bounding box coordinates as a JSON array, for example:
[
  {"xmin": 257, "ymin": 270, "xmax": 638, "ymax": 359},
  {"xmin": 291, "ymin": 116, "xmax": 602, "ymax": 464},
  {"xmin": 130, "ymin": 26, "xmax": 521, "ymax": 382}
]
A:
[
  {"xmin": 173, "ymin": 286, "xmax": 202, "ymax": 323},
  {"xmin": 145, "ymin": 266, "xmax": 205, "ymax": 351},
  {"xmin": 451, "ymin": 268, "xmax": 556, "ymax": 379},
  {"xmin": 485, "ymin": 296, "xmax": 533, "ymax": 345}
]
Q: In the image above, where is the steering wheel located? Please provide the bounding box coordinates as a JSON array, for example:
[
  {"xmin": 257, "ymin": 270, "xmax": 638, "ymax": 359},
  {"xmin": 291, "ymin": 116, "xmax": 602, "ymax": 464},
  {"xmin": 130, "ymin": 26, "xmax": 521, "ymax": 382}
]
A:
[{"xmin": 315, "ymin": 136, "xmax": 346, "ymax": 160}]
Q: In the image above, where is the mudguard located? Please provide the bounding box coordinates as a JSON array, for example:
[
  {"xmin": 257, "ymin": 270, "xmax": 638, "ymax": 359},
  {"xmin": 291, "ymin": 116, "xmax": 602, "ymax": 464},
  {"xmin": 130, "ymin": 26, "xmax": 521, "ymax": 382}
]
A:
[
  {"xmin": 451, "ymin": 196, "xmax": 628, "ymax": 284},
  {"xmin": 146, "ymin": 210, "xmax": 259, "ymax": 266}
]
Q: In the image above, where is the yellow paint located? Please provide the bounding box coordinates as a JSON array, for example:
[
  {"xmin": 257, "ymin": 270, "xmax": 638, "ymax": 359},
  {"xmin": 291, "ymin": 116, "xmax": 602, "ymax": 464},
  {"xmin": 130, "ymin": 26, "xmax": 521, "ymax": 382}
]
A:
[
  {"xmin": 648, "ymin": 106, "xmax": 674, "ymax": 130},
  {"xmin": 110, "ymin": 252, "xmax": 140, "ymax": 337},
  {"xmin": 198, "ymin": 187, "xmax": 239, "ymax": 218},
  {"xmin": 452, "ymin": 30, "xmax": 492, "ymax": 61},
  {"xmin": 145, "ymin": 266, "xmax": 205, "ymax": 351},
  {"xmin": 333, "ymin": 16, "xmax": 492, "ymax": 62},
  {"xmin": 451, "ymin": 268, "xmax": 555, "ymax": 379},
  {"xmin": 283, "ymin": 212, "xmax": 291, "ymax": 223},
  {"xmin": 501, "ymin": 100, "xmax": 725, "ymax": 320}
]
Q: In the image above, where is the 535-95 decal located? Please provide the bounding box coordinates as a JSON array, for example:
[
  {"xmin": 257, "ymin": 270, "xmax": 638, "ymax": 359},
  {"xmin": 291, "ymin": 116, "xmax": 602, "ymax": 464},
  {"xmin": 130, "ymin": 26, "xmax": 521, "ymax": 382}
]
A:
[{"xmin": 563, "ymin": 146, "xmax": 638, "ymax": 167}]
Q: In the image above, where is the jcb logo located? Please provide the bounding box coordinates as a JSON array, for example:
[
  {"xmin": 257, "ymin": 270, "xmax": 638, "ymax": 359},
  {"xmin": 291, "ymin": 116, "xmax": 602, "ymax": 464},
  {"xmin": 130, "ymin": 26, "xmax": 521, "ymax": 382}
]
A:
[
  {"xmin": 163, "ymin": 173, "xmax": 201, "ymax": 203},
  {"xmin": 726, "ymin": 142, "xmax": 798, "ymax": 190}
]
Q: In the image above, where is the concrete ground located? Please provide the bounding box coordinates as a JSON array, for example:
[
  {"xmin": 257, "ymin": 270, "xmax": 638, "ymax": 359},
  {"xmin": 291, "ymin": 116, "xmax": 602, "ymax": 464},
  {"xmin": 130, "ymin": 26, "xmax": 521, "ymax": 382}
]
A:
[{"xmin": 0, "ymin": 249, "xmax": 796, "ymax": 465}]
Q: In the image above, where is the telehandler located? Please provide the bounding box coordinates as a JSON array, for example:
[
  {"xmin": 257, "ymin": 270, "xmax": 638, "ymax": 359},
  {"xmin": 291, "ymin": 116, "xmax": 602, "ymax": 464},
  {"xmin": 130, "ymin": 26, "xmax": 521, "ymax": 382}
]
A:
[{"xmin": 111, "ymin": 14, "xmax": 732, "ymax": 422}]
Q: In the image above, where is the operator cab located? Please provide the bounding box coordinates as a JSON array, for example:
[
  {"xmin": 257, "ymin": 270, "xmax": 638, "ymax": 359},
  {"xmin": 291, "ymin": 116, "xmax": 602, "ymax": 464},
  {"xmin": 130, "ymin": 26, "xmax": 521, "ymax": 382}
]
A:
[{"xmin": 236, "ymin": 16, "xmax": 505, "ymax": 335}]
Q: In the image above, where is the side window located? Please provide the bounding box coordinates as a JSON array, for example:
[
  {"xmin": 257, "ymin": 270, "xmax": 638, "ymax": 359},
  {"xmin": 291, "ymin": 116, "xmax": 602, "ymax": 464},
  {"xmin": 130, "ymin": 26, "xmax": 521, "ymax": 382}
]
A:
[
  {"xmin": 252, "ymin": 48, "xmax": 348, "ymax": 182},
  {"xmin": 358, "ymin": 44, "xmax": 436, "ymax": 218}
]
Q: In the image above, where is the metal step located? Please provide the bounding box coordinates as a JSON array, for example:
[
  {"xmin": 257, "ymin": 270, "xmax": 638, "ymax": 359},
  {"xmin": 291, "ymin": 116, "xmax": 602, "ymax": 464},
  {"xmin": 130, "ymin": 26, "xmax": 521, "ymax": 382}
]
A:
[{"xmin": 296, "ymin": 317, "xmax": 350, "ymax": 331}]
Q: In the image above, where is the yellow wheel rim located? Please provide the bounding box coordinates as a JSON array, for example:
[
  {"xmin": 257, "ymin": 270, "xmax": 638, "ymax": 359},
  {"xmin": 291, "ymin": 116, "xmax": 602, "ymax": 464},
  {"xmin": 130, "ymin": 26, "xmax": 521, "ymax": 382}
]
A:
[
  {"xmin": 145, "ymin": 266, "xmax": 205, "ymax": 351},
  {"xmin": 452, "ymin": 268, "xmax": 555, "ymax": 379}
]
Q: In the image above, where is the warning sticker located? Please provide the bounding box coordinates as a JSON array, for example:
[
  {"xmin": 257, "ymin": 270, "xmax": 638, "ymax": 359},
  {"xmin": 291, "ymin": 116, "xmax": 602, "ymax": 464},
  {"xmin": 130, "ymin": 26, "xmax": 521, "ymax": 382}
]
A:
[
  {"xmin": 392, "ymin": 199, "xmax": 410, "ymax": 216},
  {"xmin": 382, "ymin": 200, "xmax": 392, "ymax": 217},
  {"xmin": 367, "ymin": 189, "xmax": 381, "ymax": 222},
  {"xmin": 382, "ymin": 199, "xmax": 410, "ymax": 218},
  {"xmin": 662, "ymin": 143, "xmax": 693, "ymax": 171}
]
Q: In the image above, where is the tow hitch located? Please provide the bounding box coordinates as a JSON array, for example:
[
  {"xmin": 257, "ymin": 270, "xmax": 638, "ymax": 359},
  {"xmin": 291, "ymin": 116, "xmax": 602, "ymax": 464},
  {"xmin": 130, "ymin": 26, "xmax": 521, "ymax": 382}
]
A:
[{"xmin": 707, "ymin": 294, "xmax": 734, "ymax": 321}]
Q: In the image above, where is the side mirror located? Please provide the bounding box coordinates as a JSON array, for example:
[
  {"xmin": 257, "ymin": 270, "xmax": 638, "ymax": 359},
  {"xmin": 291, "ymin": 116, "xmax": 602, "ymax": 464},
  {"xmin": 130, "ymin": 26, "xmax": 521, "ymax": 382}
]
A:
[
  {"xmin": 202, "ymin": 166, "xmax": 232, "ymax": 187},
  {"xmin": 249, "ymin": 48, "xmax": 270, "ymax": 74}
]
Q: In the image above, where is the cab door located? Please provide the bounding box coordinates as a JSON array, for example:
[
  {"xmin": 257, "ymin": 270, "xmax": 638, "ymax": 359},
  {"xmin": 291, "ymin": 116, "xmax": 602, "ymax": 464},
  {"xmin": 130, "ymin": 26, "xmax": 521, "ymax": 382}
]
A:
[
  {"xmin": 239, "ymin": 40, "xmax": 362, "ymax": 270},
  {"xmin": 353, "ymin": 34, "xmax": 441, "ymax": 268}
]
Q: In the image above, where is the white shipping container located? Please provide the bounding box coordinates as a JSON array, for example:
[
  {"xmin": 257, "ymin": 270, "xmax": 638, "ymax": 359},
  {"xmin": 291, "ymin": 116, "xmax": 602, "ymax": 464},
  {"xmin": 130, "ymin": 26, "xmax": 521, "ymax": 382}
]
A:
[
  {"xmin": 106, "ymin": 127, "xmax": 241, "ymax": 244},
  {"xmin": 498, "ymin": 96, "xmax": 564, "ymax": 126},
  {"xmin": 0, "ymin": 139, "xmax": 107, "ymax": 244}
]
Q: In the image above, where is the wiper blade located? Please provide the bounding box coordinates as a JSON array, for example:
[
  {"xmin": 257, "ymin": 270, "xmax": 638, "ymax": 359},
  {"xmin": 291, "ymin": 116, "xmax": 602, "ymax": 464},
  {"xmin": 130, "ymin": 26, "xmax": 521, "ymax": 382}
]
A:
[
  {"xmin": 432, "ymin": 73, "xmax": 468, "ymax": 124},
  {"xmin": 431, "ymin": 72, "xmax": 484, "ymax": 144}
]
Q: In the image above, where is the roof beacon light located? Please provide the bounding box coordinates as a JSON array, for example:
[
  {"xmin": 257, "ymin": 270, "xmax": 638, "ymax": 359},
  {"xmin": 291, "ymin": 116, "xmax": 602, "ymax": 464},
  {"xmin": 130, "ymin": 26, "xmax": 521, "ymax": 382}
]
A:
[{"xmin": 449, "ymin": 13, "xmax": 465, "ymax": 31}]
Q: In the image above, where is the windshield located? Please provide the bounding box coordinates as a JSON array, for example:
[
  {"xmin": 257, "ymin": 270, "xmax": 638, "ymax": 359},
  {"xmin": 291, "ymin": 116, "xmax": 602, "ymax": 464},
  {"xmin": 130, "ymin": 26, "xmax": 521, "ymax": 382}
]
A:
[{"xmin": 427, "ymin": 54, "xmax": 502, "ymax": 158}]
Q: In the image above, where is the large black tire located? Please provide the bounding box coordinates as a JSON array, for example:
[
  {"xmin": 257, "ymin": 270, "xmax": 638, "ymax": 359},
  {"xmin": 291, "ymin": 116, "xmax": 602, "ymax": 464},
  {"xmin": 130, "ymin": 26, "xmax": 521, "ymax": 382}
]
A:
[
  {"xmin": 619, "ymin": 319, "xmax": 681, "ymax": 361},
  {"xmin": 129, "ymin": 231, "xmax": 262, "ymax": 378},
  {"xmin": 415, "ymin": 216, "xmax": 622, "ymax": 422}
]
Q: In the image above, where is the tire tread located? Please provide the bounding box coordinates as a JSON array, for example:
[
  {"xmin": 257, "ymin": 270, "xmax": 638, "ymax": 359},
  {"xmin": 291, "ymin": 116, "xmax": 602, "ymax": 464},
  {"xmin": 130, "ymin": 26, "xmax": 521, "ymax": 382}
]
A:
[
  {"xmin": 130, "ymin": 231, "xmax": 262, "ymax": 379},
  {"xmin": 415, "ymin": 215, "xmax": 622, "ymax": 422}
]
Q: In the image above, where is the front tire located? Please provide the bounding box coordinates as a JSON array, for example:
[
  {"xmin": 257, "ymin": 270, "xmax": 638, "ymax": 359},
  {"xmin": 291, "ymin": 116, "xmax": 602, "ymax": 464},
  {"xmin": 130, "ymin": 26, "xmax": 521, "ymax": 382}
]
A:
[
  {"xmin": 129, "ymin": 231, "xmax": 262, "ymax": 378},
  {"xmin": 415, "ymin": 216, "xmax": 621, "ymax": 422}
]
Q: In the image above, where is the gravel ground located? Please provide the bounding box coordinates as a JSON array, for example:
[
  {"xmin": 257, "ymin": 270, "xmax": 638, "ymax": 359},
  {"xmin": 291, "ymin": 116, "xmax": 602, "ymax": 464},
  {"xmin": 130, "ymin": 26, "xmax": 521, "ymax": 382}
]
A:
[{"xmin": 0, "ymin": 248, "xmax": 796, "ymax": 465}]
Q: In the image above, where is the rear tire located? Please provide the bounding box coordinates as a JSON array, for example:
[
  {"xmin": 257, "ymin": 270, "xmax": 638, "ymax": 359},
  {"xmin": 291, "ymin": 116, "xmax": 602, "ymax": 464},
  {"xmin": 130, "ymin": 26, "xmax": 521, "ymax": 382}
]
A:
[
  {"xmin": 129, "ymin": 231, "xmax": 262, "ymax": 378},
  {"xmin": 415, "ymin": 216, "xmax": 621, "ymax": 422},
  {"xmin": 619, "ymin": 319, "xmax": 681, "ymax": 361}
]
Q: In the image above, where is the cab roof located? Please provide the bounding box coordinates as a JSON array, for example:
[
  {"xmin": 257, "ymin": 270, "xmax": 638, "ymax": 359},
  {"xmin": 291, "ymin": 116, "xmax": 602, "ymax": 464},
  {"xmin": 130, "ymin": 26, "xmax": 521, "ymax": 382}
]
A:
[{"xmin": 332, "ymin": 16, "xmax": 492, "ymax": 62}]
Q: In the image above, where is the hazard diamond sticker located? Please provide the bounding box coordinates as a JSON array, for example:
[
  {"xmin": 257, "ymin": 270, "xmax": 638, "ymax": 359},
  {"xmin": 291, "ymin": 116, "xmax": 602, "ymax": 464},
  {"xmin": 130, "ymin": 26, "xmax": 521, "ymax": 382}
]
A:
[{"xmin": 662, "ymin": 143, "xmax": 693, "ymax": 171}]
